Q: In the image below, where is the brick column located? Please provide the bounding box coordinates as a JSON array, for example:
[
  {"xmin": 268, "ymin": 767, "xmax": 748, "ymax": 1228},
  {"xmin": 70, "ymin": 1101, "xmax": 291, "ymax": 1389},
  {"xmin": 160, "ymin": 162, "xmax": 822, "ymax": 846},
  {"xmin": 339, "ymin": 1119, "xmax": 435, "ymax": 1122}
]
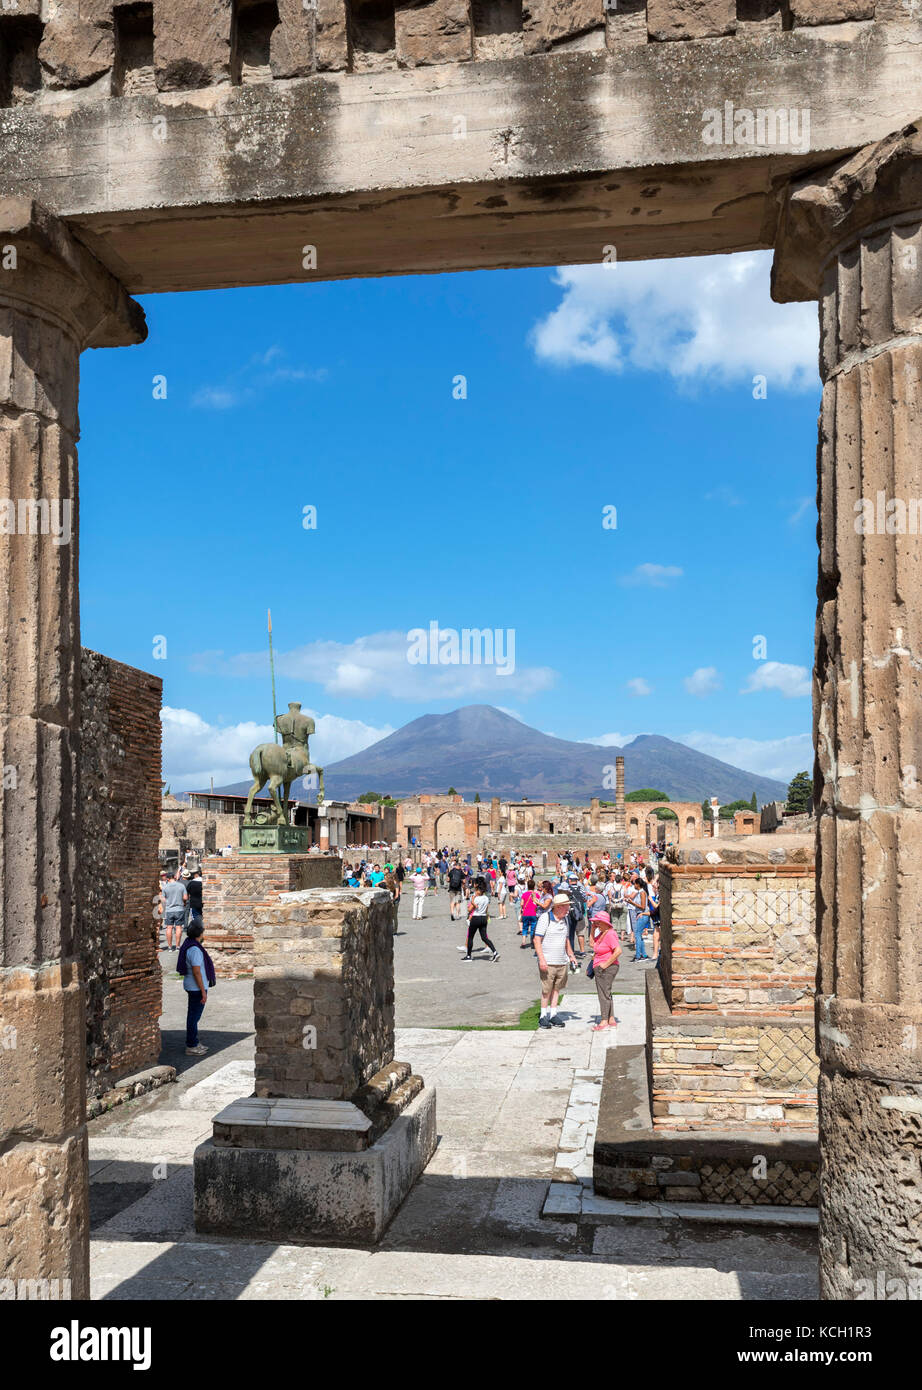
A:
[
  {"xmin": 774, "ymin": 125, "xmax": 922, "ymax": 1299},
  {"xmin": 0, "ymin": 200, "xmax": 145, "ymax": 1298},
  {"xmin": 614, "ymin": 756, "xmax": 625, "ymax": 832}
]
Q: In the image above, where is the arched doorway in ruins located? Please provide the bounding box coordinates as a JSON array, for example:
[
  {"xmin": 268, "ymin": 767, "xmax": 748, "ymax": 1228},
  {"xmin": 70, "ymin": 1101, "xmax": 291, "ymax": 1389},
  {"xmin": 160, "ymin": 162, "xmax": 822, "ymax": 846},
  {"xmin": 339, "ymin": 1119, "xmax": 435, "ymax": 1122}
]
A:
[{"xmin": 434, "ymin": 811, "xmax": 465, "ymax": 850}]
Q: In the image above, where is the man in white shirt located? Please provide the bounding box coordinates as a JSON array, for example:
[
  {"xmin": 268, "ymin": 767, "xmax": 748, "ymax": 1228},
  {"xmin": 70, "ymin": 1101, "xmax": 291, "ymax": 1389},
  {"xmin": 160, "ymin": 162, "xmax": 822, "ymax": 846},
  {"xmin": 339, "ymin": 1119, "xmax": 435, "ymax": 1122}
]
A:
[{"xmin": 534, "ymin": 892, "xmax": 577, "ymax": 1029}]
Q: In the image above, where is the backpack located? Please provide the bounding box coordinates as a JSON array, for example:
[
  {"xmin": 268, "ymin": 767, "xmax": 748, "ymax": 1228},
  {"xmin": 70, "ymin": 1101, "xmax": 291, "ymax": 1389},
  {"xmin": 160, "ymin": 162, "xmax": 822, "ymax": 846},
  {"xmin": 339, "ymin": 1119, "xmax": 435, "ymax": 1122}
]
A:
[{"xmin": 177, "ymin": 938, "xmax": 216, "ymax": 987}]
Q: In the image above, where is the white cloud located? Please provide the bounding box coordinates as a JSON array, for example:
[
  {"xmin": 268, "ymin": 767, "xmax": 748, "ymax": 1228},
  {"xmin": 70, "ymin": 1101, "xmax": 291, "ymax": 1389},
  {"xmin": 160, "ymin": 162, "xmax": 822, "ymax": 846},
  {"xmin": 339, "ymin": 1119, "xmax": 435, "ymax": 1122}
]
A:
[
  {"xmin": 620, "ymin": 563, "xmax": 683, "ymax": 589},
  {"xmin": 531, "ymin": 252, "xmax": 818, "ymax": 390},
  {"xmin": 742, "ymin": 662, "xmax": 811, "ymax": 698},
  {"xmin": 626, "ymin": 678, "xmax": 652, "ymax": 697},
  {"xmin": 192, "ymin": 630, "xmax": 557, "ymax": 701},
  {"xmin": 161, "ymin": 706, "xmax": 393, "ymax": 791},
  {"xmin": 788, "ymin": 496, "xmax": 814, "ymax": 525},
  {"xmin": 192, "ymin": 346, "xmax": 327, "ymax": 410},
  {"xmin": 684, "ymin": 666, "xmax": 723, "ymax": 697},
  {"xmin": 679, "ymin": 730, "xmax": 812, "ymax": 783},
  {"xmin": 582, "ymin": 732, "xmax": 636, "ymax": 747}
]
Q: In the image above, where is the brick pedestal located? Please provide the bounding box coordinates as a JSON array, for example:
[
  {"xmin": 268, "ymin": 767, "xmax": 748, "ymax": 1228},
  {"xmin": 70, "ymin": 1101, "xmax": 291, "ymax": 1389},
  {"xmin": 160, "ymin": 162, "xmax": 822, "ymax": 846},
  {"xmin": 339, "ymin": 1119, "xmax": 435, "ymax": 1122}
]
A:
[{"xmin": 194, "ymin": 887, "xmax": 435, "ymax": 1243}]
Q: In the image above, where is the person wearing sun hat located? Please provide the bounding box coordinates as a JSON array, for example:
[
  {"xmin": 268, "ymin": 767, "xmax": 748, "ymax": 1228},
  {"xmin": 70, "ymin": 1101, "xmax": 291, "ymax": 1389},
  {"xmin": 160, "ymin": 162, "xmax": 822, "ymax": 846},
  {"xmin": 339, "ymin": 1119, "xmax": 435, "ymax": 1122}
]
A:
[
  {"xmin": 589, "ymin": 909, "xmax": 621, "ymax": 1030},
  {"xmin": 535, "ymin": 892, "xmax": 578, "ymax": 1028}
]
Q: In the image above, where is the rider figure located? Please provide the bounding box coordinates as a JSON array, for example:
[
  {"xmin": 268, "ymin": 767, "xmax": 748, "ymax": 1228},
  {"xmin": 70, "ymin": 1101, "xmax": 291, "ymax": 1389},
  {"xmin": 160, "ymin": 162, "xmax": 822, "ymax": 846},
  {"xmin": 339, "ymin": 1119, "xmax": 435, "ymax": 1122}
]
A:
[{"xmin": 276, "ymin": 701, "xmax": 314, "ymax": 753}]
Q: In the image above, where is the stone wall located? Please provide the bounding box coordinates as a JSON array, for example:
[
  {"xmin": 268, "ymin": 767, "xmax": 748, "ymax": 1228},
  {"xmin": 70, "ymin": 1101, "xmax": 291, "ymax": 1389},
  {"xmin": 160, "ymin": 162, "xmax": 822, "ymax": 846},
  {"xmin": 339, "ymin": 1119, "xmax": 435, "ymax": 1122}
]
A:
[
  {"xmin": 203, "ymin": 853, "xmax": 344, "ymax": 977},
  {"xmin": 79, "ymin": 650, "xmax": 162, "ymax": 1098},
  {"xmin": 252, "ymin": 887, "xmax": 396, "ymax": 1100},
  {"xmin": 479, "ymin": 833, "xmax": 631, "ymax": 858},
  {"xmin": 0, "ymin": 0, "xmax": 889, "ymax": 111}
]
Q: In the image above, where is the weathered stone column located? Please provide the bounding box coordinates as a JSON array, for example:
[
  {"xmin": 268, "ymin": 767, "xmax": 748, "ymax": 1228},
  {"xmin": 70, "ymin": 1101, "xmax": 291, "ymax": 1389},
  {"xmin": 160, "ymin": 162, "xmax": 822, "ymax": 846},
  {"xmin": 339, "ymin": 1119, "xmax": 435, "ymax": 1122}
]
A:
[
  {"xmin": 614, "ymin": 755, "xmax": 625, "ymax": 832},
  {"xmin": 0, "ymin": 200, "xmax": 145, "ymax": 1298},
  {"xmin": 773, "ymin": 125, "xmax": 922, "ymax": 1299}
]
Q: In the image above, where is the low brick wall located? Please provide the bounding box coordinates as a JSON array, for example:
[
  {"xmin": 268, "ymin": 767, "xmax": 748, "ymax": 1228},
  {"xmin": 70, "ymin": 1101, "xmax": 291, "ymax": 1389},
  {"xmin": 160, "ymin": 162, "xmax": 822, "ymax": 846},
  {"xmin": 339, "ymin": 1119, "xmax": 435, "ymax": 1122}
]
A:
[
  {"xmin": 658, "ymin": 860, "xmax": 815, "ymax": 1016},
  {"xmin": 646, "ymin": 969, "xmax": 818, "ymax": 1133},
  {"xmin": 202, "ymin": 853, "xmax": 343, "ymax": 976},
  {"xmin": 594, "ymin": 1046, "xmax": 819, "ymax": 1207}
]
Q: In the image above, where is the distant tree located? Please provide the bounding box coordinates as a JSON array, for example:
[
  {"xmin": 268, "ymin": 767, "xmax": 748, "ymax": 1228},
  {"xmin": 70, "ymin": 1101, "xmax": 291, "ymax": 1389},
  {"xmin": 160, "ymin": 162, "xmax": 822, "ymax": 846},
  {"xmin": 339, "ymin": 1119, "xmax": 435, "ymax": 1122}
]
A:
[
  {"xmin": 357, "ymin": 791, "xmax": 381, "ymax": 804},
  {"xmin": 655, "ymin": 808, "xmax": 678, "ymax": 821},
  {"xmin": 625, "ymin": 788, "xmax": 670, "ymax": 802},
  {"xmin": 721, "ymin": 799, "xmax": 752, "ymax": 819},
  {"xmin": 473, "ymin": 793, "xmax": 481, "ymax": 803},
  {"xmin": 750, "ymin": 791, "xmax": 758, "ymax": 812},
  {"xmin": 447, "ymin": 786, "xmax": 458, "ymax": 796},
  {"xmin": 702, "ymin": 798, "xmax": 712, "ymax": 825},
  {"xmin": 786, "ymin": 771, "xmax": 813, "ymax": 814}
]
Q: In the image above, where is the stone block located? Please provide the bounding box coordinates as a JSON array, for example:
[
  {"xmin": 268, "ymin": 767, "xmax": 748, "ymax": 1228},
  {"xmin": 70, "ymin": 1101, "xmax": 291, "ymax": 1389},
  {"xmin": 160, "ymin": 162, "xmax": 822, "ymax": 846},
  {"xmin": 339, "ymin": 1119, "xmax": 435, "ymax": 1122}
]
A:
[
  {"xmin": 785, "ymin": 0, "xmax": 874, "ymax": 20},
  {"xmin": 0, "ymin": 962, "xmax": 86, "ymax": 1143},
  {"xmin": 683, "ymin": 987, "xmax": 713, "ymax": 1004},
  {"xmin": 395, "ymin": 0, "xmax": 473, "ymax": 66},
  {"xmin": 315, "ymin": 0, "xmax": 350, "ymax": 69},
  {"xmin": 212, "ymin": 1096, "xmax": 373, "ymax": 1151},
  {"xmin": 154, "ymin": 0, "xmax": 233, "ymax": 90},
  {"xmin": 523, "ymin": 0, "xmax": 603, "ymax": 52},
  {"xmin": 38, "ymin": 2, "xmax": 115, "ymax": 91},
  {"xmin": 194, "ymin": 1087, "xmax": 437, "ymax": 1244}
]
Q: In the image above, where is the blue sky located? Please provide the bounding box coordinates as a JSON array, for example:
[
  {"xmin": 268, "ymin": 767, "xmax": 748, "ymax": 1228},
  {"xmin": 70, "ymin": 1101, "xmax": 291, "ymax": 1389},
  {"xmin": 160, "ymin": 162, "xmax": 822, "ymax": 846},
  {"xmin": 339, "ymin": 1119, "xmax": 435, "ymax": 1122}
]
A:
[{"xmin": 77, "ymin": 251, "xmax": 820, "ymax": 791}]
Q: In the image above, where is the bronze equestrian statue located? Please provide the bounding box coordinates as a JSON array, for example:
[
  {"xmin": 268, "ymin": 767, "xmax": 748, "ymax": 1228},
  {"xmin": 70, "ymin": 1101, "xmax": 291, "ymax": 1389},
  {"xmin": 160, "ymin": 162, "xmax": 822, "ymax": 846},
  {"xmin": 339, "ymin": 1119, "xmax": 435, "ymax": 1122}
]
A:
[{"xmin": 244, "ymin": 702, "xmax": 324, "ymax": 825}]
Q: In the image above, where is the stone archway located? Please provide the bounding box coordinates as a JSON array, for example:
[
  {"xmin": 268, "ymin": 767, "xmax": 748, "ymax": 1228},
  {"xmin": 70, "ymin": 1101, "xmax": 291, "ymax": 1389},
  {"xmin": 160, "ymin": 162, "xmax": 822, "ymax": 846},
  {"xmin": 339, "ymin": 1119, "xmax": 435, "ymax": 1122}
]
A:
[
  {"xmin": 3, "ymin": 15, "xmax": 922, "ymax": 1301},
  {"xmin": 434, "ymin": 811, "xmax": 465, "ymax": 850}
]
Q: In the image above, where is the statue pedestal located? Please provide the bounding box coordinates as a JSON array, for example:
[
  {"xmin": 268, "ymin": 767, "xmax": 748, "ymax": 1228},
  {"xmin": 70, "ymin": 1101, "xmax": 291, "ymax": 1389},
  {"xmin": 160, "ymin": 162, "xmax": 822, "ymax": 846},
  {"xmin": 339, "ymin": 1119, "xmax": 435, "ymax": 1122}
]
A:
[
  {"xmin": 240, "ymin": 823, "xmax": 311, "ymax": 855},
  {"xmin": 193, "ymin": 888, "xmax": 435, "ymax": 1244}
]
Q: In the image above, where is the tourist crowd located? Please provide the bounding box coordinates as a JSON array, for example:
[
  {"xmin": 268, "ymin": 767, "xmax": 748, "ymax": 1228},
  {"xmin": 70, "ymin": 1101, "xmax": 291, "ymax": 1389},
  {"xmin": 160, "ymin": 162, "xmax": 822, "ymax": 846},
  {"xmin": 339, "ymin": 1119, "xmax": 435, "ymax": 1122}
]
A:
[{"xmin": 341, "ymin": 845, "xmax": 662, "ymax": 1034}]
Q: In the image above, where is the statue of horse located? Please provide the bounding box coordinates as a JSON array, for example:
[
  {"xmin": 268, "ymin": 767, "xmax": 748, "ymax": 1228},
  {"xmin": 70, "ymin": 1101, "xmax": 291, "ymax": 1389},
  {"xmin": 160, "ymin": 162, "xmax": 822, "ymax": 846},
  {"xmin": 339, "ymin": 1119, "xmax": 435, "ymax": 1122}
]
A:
[{"xmin": 244, "ymin": 702, "xmax": 324, "ymax": 824}]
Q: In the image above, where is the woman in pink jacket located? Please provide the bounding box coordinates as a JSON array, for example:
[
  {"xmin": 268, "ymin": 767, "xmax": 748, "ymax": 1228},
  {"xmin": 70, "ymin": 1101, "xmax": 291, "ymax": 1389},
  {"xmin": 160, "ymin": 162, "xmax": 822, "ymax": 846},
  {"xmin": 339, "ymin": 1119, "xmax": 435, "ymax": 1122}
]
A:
[{"xmin": 589, "ymin": 910, "xmax": 621, "ymax": 1031}]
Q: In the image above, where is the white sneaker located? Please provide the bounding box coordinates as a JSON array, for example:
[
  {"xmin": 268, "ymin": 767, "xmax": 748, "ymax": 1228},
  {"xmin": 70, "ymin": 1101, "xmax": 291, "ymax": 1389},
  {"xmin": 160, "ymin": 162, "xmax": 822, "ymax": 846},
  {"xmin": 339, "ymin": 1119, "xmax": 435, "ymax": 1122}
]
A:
[{"xmin": 185, "ymin": 1043, "xmax": 209, "ymax": 1056}]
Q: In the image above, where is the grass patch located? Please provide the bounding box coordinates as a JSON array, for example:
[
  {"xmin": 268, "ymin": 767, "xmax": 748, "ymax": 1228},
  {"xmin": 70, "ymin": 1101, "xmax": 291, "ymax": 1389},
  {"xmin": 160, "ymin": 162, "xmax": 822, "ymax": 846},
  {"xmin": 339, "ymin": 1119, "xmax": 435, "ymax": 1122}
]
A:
[{"xmin": 444, "ymin": 999, "xmax": 542, "ymax": 1032}]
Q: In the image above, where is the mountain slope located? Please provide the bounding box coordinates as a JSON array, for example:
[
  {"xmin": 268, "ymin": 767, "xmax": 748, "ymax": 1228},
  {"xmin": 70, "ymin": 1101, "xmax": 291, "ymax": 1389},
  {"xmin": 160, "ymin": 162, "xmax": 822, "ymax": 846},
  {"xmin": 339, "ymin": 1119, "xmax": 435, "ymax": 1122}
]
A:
[{"xmin": 214, "ymin": 705, "xmax": 788, "ymax": 804}]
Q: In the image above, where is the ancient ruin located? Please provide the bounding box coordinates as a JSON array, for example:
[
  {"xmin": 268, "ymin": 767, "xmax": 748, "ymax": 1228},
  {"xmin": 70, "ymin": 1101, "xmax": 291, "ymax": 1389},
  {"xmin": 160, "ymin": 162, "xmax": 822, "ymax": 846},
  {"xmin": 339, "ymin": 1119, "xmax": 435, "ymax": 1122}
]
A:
[{"xmin": 1, "ymin": 0, "xmax": 921, "ymax": 1302}]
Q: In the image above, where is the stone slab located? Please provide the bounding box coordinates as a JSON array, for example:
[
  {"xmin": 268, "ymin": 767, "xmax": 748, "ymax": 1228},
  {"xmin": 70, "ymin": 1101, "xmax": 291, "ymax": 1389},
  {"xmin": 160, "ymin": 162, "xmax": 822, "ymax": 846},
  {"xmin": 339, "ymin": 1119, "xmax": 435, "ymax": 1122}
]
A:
[
  {"xmin": 212, "ymin": 1096, "xmax": 373, "ymax": 1151},
  {"xmin": 193, "ymin": 1088, "xmax": 437, "ymax": 1244}
]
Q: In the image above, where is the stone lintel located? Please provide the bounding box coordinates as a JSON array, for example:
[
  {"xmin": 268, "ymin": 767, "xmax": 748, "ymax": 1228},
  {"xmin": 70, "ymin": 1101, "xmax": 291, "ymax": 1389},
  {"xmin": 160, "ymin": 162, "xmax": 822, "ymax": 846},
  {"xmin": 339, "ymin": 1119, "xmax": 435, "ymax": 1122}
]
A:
[{"xmin": 772, "ymin": 117, "xmax": 922, "ymax": 304}]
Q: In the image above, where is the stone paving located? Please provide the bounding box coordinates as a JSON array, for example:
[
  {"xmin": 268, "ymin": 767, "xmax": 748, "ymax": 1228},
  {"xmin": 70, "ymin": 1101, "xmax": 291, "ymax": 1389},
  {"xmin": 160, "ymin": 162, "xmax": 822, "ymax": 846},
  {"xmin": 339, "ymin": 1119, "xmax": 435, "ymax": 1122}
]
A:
[{"xmin": 86, "ymin": 887, "xmax": 819, "ymax": 1299}]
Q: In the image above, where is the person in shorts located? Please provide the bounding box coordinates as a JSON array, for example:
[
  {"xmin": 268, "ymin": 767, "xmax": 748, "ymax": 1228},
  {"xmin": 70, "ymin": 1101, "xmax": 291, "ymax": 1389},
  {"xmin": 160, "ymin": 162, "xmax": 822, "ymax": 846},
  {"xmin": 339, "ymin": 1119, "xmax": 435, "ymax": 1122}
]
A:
[
  {"xmin": 161, "ymin": 869, "xmax": 188, "ymax": 951},
  {"xmin": 447, "ymin": 860, "xmax": 465, "ymax": 919},
  {"xmin": 534, "ymin": 892, "xmax": 577, "ymax": 1028}
]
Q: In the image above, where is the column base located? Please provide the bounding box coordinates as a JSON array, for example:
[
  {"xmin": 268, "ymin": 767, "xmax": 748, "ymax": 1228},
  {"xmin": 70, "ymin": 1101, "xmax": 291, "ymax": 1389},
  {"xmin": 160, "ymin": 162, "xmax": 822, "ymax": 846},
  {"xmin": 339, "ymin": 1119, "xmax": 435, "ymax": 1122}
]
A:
[
  {"xmin": 193, "ymin": 1087, "xmax": 437, "ymax": 1245},
  {"xmin": 819, "ymin": 1068, "xmax": 922, "ymax": 1298}
]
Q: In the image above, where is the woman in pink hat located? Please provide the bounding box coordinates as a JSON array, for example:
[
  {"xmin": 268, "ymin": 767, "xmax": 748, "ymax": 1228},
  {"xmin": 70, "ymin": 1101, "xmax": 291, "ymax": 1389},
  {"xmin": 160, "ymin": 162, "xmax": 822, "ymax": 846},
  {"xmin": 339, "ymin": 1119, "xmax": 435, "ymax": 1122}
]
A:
[{"xmin": 589, "ymin": 910, "xmax": 621, "ymax": 1031}]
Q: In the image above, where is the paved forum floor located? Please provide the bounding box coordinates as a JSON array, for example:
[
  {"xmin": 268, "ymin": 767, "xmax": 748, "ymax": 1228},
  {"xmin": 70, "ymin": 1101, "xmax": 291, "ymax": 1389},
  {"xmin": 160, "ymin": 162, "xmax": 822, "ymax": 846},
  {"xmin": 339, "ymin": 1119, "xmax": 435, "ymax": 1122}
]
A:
[{"xmin": 88, "ymin": 887, "xmax": 819, "ymax": 1299}]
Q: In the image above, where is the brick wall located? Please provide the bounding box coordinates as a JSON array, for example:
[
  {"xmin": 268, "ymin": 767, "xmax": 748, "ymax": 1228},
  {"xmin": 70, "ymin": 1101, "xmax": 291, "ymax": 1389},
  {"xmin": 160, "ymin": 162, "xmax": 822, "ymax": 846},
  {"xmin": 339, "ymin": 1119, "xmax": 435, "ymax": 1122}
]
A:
[
  {"xmin": 650, "ymin": 857, "xmax": 819, "ymax": 1135},
  {"xmin": 80, "ymin": 650, "xmax": 162, "ymax": 1098},
  {"xmin": 203, "ymin": 853, "xmax": 343, "ymax": 977},
  {"xmin": 658, "ymin": 862, "xmax": 815, "ymax": 1015}
]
